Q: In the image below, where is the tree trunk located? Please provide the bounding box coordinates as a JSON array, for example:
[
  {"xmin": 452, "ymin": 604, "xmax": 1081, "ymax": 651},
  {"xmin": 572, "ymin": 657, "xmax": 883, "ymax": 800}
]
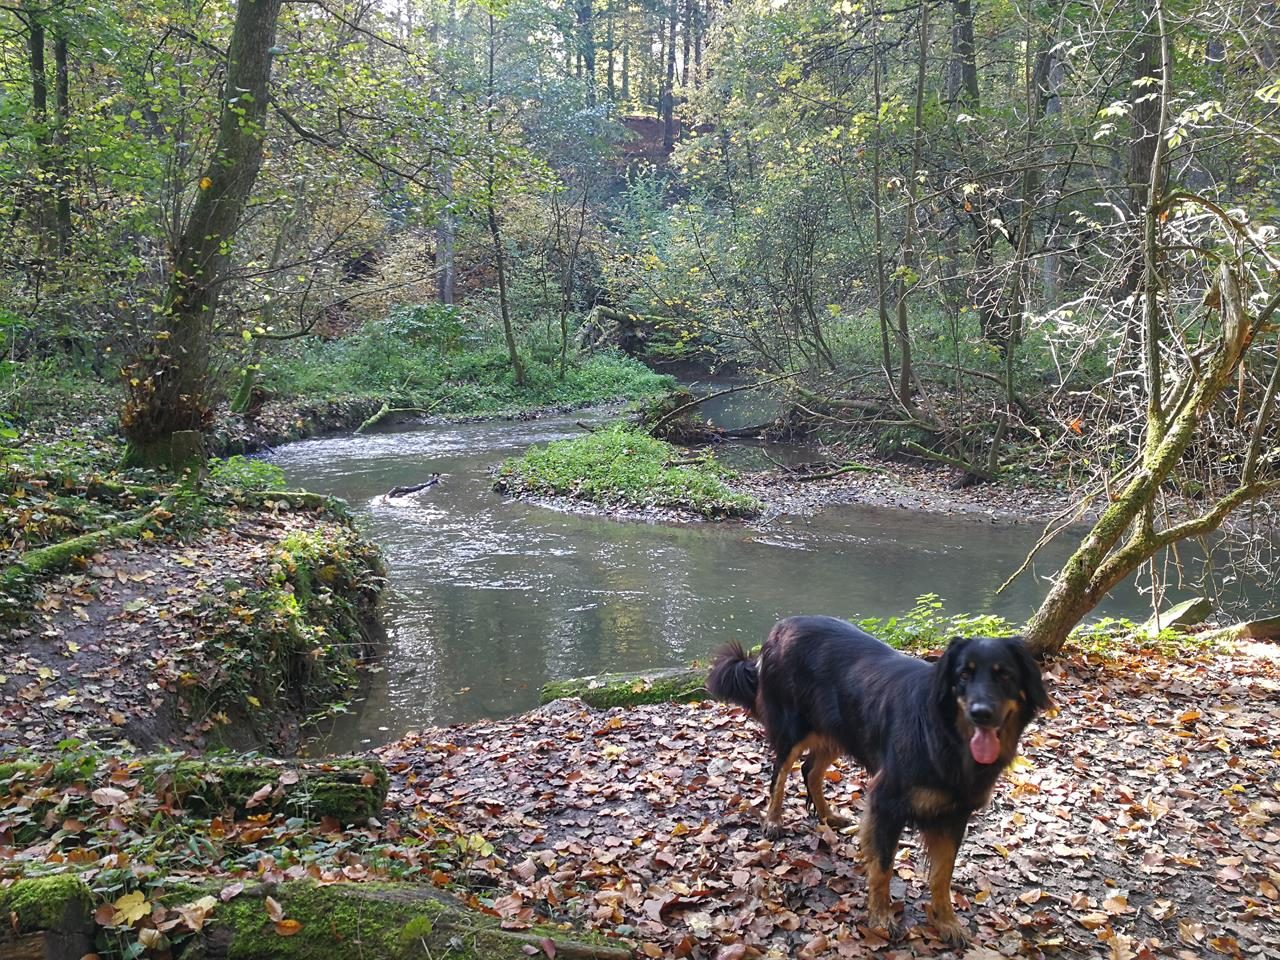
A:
[
  {"xmin": 486, "ymin": 12, "xmax": 525, "ymax": 387},
  {"xmin": 870, "ymin": 2, "xmax": 895, "ymax": 391},
  {"xmin": 437, "ymin": 163, "xmax": 456, "ymax": 304},
  {"xmin": 52, "ymin": 31, "xmax": 71, "ymax": 256},
  {"xmin": 606, "ymin": 4, "xmax": 616, "ymax": 99},
  {"xmin": 945, "ymin": 0, "xmax": 978, "ymax": 108},
  {"xmin": 122, "ymin": 0, "xmax": 285, "ymax": 468},
  {"xmin": 621, "ymin": 34, "xmax": 630, "ymax": 101},
  {"xmin": 895, "ymin": 0, "xmax": 929, "ymax": 411},
  {"xmin": 577, "ymin": 0, "xmax": 596, "ymax": 102},
  {"xmin": 662, "ymin": 0, "xmax": 677, "ymax": 152}
]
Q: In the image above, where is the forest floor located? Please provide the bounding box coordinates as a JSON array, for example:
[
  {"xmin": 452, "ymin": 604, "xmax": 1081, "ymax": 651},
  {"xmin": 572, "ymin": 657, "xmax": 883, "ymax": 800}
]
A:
[
  {"xmin": 375, "ymin": 640, "xmax": 1280, "ymax": 959},
  {"xmin": 4, "ymin": 638, "xmax": 1277, "ymax": 959}
]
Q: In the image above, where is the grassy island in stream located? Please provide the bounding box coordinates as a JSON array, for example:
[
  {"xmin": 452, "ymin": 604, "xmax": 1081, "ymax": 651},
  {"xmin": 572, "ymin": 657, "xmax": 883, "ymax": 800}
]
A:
[{"xmin": 493, "ymin": 423, "xmax": 763, "ymax": 519}]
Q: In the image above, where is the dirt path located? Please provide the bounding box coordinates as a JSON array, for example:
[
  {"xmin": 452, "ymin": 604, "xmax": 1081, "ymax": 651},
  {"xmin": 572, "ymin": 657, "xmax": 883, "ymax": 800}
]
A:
[
  {"xmin": 377, "ymin": 644, "xmax": 1280, "ymax": 959},
  {"xmin": 0, "ymin": 502, "xmax": 377, "ymax": 754}
]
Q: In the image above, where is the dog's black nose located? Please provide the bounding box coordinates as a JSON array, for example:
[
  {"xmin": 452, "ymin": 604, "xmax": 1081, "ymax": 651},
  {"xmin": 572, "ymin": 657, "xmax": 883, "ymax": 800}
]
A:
[{"xmin": 968, "ymin": 702, "xmax": 996, "ymax": 726}]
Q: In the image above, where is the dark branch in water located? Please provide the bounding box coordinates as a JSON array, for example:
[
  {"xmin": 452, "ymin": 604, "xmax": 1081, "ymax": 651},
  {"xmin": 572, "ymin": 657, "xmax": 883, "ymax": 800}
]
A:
[{"xmin": 387, "ymin": 474, "xmax": 441, "ymax": 498}]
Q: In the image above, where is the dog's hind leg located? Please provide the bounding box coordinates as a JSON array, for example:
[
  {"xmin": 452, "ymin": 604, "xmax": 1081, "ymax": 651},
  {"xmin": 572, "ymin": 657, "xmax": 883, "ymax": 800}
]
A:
[
  {"xmin": 764, "ymin": 736, "xmax": 812, "ymax": 839},
  {"xmin": 921, "ymin": 819, "xmax": 970, "ymax": 947},
  {"xmin": 859, "ymin": 796, "xmax": 906, "ymax": 938},
  {"xmin": 801, "ymin": 742, "xmax": 851, "ymax": 829}
]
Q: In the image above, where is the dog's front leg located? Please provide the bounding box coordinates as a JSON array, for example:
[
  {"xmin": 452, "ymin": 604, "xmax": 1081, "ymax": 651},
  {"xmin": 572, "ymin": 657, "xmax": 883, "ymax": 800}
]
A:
[
  {"xmin": 922, "ymin": 820, "xmax": 970, "ymax": 947},
  {"xmin": 859, "ymin": 801, "xmax": 905, "ymax": 938}
]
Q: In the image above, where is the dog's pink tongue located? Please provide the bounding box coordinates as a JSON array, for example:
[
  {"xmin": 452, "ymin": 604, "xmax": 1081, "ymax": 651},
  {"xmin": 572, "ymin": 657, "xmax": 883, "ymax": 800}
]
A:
[{"xmin": 970, "ymin": 727, "xmax": 1000, "ymax": 765}]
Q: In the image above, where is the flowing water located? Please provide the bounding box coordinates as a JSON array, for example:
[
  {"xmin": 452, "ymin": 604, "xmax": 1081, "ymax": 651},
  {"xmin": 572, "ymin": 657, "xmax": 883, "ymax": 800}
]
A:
[{"xmin": 267, "ymin": 403, "xmax": 1258, "ymax": 753}]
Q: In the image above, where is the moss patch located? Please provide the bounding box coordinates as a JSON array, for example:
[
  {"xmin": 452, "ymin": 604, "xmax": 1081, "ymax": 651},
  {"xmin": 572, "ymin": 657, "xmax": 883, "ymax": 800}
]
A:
[
  {"xmin": 494, "ymin": 424, "xmax": 760, "ymax": 519},
  {"xmin": 0, "ymin": 874, "xmax": 92, "ymax": 933}
]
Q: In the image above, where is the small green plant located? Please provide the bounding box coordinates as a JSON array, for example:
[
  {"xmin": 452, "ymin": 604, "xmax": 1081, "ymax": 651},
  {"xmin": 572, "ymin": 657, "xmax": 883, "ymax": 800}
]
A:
[
  {"xmin": 208, "ymin": 455, "xmax": 286, "ymax": 491},
  {"xmin": 857, "ymin": 594, "xmax": 1018, "ymax": 649},
  {"xmin": 494, "ymin": 423, "xmax": 761, "ymax": 518}
]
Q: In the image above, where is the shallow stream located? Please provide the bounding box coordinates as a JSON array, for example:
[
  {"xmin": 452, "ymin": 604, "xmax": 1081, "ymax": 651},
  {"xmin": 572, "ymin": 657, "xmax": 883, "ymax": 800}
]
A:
[{"xmin": 267, "ymin": 401, "xmax": 1241, "ymax": 753}]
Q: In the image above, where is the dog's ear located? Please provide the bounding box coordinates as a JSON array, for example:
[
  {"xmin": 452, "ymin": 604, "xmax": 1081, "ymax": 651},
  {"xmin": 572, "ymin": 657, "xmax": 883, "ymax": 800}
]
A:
[
  {"xmin": 931, "ymin": 636, "xmax": 970, "ymax": 712},
  {"xmin": 1006, "ymin": 636, "xmax": 1051, "ymax": 713}
]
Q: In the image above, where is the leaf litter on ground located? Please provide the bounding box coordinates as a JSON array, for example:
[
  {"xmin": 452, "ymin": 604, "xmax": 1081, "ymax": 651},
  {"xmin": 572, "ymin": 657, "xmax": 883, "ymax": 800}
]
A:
[{"xmin": 1, "ymin": 641, "xmax": 1278, "ymax": 958}]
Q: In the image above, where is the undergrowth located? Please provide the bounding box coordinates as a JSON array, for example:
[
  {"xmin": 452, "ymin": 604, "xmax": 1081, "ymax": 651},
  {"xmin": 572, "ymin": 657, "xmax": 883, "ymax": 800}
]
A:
[{"xmin": 263, "ymin": 309, "xmax": 673, "ymax": 414}]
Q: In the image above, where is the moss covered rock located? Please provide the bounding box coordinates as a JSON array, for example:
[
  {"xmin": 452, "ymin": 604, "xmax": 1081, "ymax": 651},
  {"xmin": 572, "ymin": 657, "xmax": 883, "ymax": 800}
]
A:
[{"xmin": 539, "ymin": 667, "xmax": 707, "ymax": 708}]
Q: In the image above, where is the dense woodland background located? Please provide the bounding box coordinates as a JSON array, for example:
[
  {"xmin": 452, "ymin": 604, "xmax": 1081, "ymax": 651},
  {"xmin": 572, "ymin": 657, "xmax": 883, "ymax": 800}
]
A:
[{"xmin": 2, "ymin": 0, "xmax": 1279, "ymax": 647}]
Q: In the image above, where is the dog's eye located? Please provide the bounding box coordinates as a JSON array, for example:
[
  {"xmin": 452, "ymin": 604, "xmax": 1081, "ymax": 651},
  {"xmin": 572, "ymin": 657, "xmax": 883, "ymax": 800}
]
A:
[{"xmin": 992, "ymin": 664, "xmax": 1006, "ymax": 678}]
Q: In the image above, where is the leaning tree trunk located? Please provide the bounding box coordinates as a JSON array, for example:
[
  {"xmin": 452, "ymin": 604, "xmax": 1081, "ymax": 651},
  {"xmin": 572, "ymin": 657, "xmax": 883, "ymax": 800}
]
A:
[
  {"xmin": 1024, "ymin": 260, "xmax": 1279, "ymax": 656},
  {"xmin": 122, "ymin": 0, "xmax": 284, "ymax": 469}
]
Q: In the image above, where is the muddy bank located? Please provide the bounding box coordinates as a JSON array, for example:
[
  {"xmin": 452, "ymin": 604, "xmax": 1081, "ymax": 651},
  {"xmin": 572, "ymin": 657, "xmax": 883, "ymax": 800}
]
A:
[{"xmin": 0, "ymin": 497, "xmax": 383, "ymax": 754}]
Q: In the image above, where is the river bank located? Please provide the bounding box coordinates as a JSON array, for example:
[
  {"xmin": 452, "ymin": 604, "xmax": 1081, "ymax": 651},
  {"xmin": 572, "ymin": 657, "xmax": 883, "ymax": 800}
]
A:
[{"xmin": 3, "ymin": 639, "xmax": 1278, "ymax": 959}]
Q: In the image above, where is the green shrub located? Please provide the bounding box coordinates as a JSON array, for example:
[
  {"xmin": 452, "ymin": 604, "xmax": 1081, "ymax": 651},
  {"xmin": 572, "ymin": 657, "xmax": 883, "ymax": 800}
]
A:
[
  {"xmin": 494, "ymin": 423, "xmax": 761, "ymax": 518},
  {"xmin": 208, "ymin": 455, "xmax": 286, "ymax": 491}
]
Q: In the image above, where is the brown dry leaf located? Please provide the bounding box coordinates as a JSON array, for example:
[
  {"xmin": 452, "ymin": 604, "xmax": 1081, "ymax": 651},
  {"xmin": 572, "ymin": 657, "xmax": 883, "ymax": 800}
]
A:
[
  {"xmin": 264, "ymin": 896, "xmax": 285, "ymax": 923},
  {"xmin": 275, "ymin": 918, "xmax": 303, "ymax": 936}
]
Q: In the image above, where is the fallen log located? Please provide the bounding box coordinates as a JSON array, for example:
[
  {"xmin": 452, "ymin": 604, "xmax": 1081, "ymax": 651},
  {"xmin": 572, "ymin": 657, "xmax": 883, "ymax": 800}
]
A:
[
  {"xmin": 0, "ymin": 497, "xmax": 176, "ymax": 599},
  {"xmin": 355, "ymin": 401, "xmax": 436, "ymax": 434},
  {"xmin": 0, "ymin": 754, "xmax": 388, "ymax": 824},
  {"xmin": 388, "ymin": 474, "xmax": 441, "ymax": 498},
  {"xmin": 0, "ymin": 876, "xmax": 634, "ymax": 960},
  {"xmin": 540, "ymin": 667, "xmax": 707, "ymax": 709},
  {"xmin": 182, "ymin": 881, "xmax": 634, "ymax": 960}
]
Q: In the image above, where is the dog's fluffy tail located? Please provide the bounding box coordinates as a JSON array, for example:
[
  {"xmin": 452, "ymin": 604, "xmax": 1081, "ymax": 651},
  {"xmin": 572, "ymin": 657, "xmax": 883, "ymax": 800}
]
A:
[{"xmin": 707, "ymin": 642, "xmax": 759, "ymax": 715}]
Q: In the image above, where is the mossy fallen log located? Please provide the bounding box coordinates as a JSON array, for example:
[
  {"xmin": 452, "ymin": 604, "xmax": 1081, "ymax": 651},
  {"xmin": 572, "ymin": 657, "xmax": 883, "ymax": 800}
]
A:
[
  {"xmin": 0, "ymin": 875, "xmax": 94, "ymax": 960},
  {"xmin": 0, "ymin": 497, "xmax": 175, "ymax": 599},
  {"xmin": 0, "ymin": 754, "xmax": 388, "ymax": 825},
  {"xmin": 540, "ymin": 667, "xmax": 707, "ymax": 708},
  {"xmin": 0, "ymin": 876, "xmax": 632, "ymax": 960},
  {"xmin": 181, "ymin": 880, "xmax": 633, "ymax": 960}
]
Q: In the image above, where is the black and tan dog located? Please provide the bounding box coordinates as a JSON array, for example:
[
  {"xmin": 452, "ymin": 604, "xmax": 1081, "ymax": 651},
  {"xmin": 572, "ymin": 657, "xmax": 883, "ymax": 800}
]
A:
[{"xmin": 708, "ymin": 615, "xmax": 1049, "ymax": 946}]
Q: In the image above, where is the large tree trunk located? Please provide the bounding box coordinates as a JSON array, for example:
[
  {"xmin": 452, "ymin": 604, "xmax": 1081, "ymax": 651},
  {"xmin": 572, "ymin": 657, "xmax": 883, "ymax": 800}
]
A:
[{"xmin": 122, "ymin": 0, "xmax": 285, "ymax": 469}]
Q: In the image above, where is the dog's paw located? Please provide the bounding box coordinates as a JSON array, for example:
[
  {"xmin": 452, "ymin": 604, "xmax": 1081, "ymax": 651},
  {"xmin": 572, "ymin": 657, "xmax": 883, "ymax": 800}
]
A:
[
  {"xmin": 932, "ymin": 918, "xmax": 971, "ymax": 948},
  {"xmin": 867, "ymin": 910, "xmax": 903, "ymax": 940},
  {"xmin": 823, "ymin": 813, "xmax": 853, "ymax": 829},
  {"xmin": 762, "ymin": 820, "xmax": 785, "ymax": 840}
]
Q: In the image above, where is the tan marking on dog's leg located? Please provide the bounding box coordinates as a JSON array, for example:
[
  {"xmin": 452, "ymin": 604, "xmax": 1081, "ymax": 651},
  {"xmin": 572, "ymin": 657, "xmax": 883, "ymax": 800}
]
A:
[
  {"xmin": 764, "ymin": 737, "xmax": 814, "ymax": 837},
  {"xmin": 860, "ymin": 810, "xmax": 900, "ymax": 937},
  {"xmin": 922, "ymin": 828, "xmax": 968, "ymax": 947},
  {"xmin": 908, "ymin": 787, "xmax": 955, "ymax": 820},
  {"xmin": 804, "ymin": 742, "xmax": 850, "ymax": 828}
]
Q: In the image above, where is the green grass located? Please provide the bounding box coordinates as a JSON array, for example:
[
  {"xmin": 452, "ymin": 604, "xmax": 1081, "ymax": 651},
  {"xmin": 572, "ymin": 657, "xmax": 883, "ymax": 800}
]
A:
[
  {"xmin": 262, "ymin": 310, "xmax": 673, "ymax": 415},
  {"xmin": 493, "ymin": 423, "xmax": 762, "ymax": 519}
]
